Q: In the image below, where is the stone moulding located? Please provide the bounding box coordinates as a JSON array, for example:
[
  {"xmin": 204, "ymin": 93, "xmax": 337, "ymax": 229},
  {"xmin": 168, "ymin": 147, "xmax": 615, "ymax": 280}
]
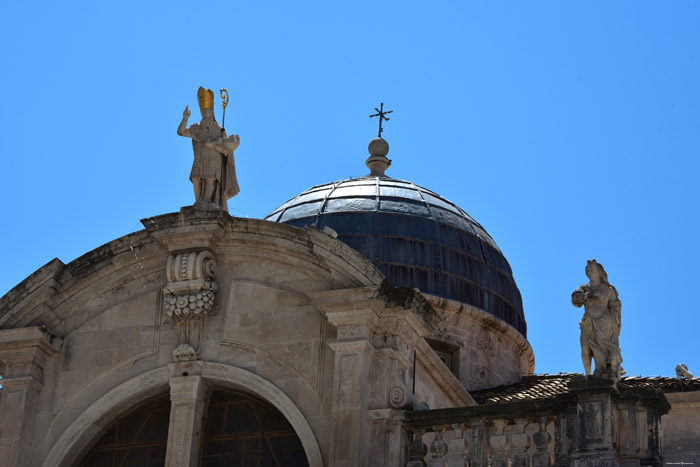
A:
[{"xmin": 163, "ymin": 250, "xmax": 217, "ymax": 362}]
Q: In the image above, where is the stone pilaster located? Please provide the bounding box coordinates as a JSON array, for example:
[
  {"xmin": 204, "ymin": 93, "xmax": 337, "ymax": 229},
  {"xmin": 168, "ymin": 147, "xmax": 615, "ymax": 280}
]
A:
[
  {"xmin": 0, "ymin": 327, "xmax": 61, "ymax": 467},
  {"xmin": 164, "ymin": 362, "xmax": 208, "ymax": 467},
  {"xmin": 569, "ymin": 376, "xmax": 620, "ymax": 467},
  {"xmin": 313, "ymin": 288, "xmax": 381, "ymax": 467},
  {"xmin": 328, "ymin": 338, "xmax": 374, "ymax": 467},
  {"xmin": 553, "ymin": 406, "xmax": 576, "ymax": 467},
  {"xmin": 366, "ymin": 409, "xmax": 408, "ymax": 467},
  {"xmin": 617, "ymin": 386, "xmax": 669, "ymax": 467},
  {"xmin": 312, "ymin": 285, "xmax": 443, "ymax": 467},
  {"xmin": 617, "ymin": 398, "xmax": 641, "ymax": 467},
  {"xmin": 470, "ymin": 418, "xmax": 489, "ymax": 467},
  {"xmin": 406, "ymin": 427, "xmax": 427, "ymax": 467}
]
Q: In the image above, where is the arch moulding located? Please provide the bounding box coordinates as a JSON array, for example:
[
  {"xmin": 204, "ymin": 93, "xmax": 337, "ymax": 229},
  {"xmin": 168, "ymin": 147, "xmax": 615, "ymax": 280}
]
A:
[{"xmin": 43, "ymin": 362, "xmax": 324, "ymax": 467}]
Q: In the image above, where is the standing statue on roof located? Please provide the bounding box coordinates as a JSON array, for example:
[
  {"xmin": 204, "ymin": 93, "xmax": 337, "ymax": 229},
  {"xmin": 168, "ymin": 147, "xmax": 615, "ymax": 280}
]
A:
[
  {"xmin": 178, "ymin": 87, "xmax": 240, "ymax": 211},
  {"xmin": 572, "ymin": 259, "xmax": 624, "ymax": 380}
]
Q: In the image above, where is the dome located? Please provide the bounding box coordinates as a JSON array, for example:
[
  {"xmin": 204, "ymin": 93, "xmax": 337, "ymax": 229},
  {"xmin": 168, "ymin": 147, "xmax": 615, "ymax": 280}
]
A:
[{"xmin": 265, "ymin": 175, "xmax": 526, "ymax": 336}]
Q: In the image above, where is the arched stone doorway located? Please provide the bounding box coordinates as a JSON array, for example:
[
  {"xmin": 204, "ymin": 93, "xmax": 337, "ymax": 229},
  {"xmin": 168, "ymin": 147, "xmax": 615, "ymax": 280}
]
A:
[
  {"xmin": 43, "ymin": 363, "xmax": 322, "ymax": 467},
  {"xmin": 77, "ymin": 390, "xmax": 309, "ymax": 467}
]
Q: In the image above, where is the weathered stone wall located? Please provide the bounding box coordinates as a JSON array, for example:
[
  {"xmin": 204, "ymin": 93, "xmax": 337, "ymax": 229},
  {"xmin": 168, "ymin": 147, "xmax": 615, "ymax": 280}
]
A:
[
  {"xmin": 427, "ymin": 296, "xmax": 535, "ymax": 391},
  {"xmin": 663, "ymin": 391, "xmax": 700, "ymax": 465}
]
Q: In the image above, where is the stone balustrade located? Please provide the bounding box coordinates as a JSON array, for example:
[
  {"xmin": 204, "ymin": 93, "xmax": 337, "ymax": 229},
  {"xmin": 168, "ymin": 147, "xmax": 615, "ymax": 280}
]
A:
[
  {"xmin": 400, "ymin": 376, "xmax": 670, "ymax": 467},
  {"xmin": 404, "ymin": 401, "xmax": 562, "ymax": 467}
]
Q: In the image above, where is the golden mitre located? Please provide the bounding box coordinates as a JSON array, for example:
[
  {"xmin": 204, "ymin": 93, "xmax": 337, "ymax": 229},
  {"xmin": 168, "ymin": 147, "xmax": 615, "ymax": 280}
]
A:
[{"xmin": 197, "ymin": 87, "xmax": 215, "ymax": 110}]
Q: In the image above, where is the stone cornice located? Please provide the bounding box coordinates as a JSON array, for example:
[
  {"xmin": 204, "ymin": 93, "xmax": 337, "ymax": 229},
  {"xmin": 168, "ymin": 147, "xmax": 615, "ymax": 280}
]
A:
[
  {"xmin": 0, "ymin": 259, "xmax": 64, "ymax": 328},
  {"xmin": 312, "ymin": 284, "xmax": 443, "ymax": 336},
  {"xmin": 142, "ymin": 209, "xmax": 231, "ymax": 253},
  {"xmin": 0, "ymin": 326, "xmax": 62, "ymax": 352},
  {"xmin": 0, "ymin": 326, "xmax": 62, "ymax": 384}
]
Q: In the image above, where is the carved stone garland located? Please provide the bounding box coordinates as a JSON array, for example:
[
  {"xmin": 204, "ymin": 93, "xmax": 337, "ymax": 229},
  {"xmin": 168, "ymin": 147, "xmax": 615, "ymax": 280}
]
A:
[{"xmin": 163, "ymin": 250, "xmax": 217, "ymax": 361}]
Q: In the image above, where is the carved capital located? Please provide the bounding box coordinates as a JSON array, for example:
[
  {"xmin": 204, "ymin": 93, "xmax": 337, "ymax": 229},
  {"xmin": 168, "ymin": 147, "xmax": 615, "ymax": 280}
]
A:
[{"xmin": 165, "ymin": 251, "xmax": 216, "ymax": 288}]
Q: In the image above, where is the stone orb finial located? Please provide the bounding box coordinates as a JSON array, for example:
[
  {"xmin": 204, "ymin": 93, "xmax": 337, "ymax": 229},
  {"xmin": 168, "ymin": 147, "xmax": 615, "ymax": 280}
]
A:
[
  {"xmin": 366, "ymin": 137, "xmax": 391, "ymax": 176},
  {"xmin": 368, "ymin": 137, "xmax": 389, "ymax": 157}
]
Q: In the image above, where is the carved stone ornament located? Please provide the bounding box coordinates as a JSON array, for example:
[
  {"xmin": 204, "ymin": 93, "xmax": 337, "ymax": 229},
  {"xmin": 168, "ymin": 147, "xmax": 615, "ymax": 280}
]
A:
[
  {"xmin": 389, "ymin": 385, "xmax": 411, "ymax": 409},
  {"xmin": 163, "ymin": 251, "xmax": 217, "ymax": 361}
]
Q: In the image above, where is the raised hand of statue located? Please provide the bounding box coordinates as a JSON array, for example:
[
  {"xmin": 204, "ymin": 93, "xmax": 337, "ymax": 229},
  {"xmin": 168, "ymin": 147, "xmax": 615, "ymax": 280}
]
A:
[{"xmin": 177, "ymin": 106, "xmax": 192, "ymax": 137}]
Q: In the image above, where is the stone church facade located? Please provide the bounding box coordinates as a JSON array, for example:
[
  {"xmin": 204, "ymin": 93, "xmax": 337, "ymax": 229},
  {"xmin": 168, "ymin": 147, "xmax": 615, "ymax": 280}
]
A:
[{"xmin": 1, "ymin": 131, "xmax": 699, "ymax": 466}]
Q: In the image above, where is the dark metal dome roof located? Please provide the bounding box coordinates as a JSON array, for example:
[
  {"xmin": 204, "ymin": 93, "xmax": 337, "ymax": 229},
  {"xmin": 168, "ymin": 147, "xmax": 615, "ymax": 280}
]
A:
[{"xmin": 265, "ymin": 176, "xmax": 526, "ymax": 336}]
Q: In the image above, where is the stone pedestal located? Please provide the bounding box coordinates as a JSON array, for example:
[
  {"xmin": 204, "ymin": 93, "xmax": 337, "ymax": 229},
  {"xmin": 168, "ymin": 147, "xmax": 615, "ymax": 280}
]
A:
[{"xmin": 569, "ymin": 376, "xmax": 620, "ymax": 467}]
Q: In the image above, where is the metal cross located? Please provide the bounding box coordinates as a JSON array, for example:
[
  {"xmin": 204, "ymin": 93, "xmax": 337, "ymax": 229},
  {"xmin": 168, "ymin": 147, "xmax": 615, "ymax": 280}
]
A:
[{"xmin": 370, "ymin": 102, "xmax": 393, "ymax": 138}]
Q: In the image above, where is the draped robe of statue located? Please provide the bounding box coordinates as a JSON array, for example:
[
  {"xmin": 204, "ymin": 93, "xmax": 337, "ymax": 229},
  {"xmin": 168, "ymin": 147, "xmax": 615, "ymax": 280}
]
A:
[
  {"xmin": 572, "ymin": 260, "xmax": 623, "ymax": 379},
  {"xmin": 188, "ymin": 120, "xmax": 239, "ymax": 211}
]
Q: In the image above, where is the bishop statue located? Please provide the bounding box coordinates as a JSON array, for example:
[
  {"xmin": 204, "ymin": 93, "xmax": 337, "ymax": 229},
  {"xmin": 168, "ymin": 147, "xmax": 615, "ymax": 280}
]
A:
[{"xmin": 178, "ymin": 87, "xmax": 240, "ymax": 210}]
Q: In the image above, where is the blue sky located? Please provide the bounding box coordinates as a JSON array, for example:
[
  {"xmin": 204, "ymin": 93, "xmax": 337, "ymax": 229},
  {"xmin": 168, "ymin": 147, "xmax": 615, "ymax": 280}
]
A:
[{"xmin": 2, "ymin": 1, "xmax": 699, "ymax": 378}]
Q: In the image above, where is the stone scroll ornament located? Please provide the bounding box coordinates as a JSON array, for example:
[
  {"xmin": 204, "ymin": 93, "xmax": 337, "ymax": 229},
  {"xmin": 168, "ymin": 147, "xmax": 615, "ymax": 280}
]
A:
[
  {"xmin": 389, "ymin": 364, "xmax": 414, "ymax": 410},
  {"xmin": 163, "ymin": 251, "xmax": 217, "ymax": 361},
  {"xmin": 571, "ymin": 259, "xmax": 624, "ymax": 380}
]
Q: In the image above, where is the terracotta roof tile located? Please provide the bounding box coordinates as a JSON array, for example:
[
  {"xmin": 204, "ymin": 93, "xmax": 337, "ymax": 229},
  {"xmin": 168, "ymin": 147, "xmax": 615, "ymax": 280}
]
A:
[{"xmin": 470, "ymin": 374, "xmax": 700, "ymax": 405}]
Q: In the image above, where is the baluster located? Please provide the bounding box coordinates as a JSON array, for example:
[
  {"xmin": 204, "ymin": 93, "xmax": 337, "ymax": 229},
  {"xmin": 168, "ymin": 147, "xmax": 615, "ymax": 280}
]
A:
[
  {"xmin": 532, "ymin": 416, "xmax": 553, "ymax": 467},
  {"xmin": 446, "ymin": 423, "xmax": 469, "ymax": 467},
  {"xmin": 511, "ymin": 418, "xmax": 531, "ymax": 467},
  {"xmin": 489, "ymin": 419, "xmax": 511, "ymax": 467},
  {"xmin": 407, "ymin": 427, "xmax": 428, "ymax": 467},
  {"xmin": 428, "ymin": 425, "xmax": 448, "ymax": 467}
]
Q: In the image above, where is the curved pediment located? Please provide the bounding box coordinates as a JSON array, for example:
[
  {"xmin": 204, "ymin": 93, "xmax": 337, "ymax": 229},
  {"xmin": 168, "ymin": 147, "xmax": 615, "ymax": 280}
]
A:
[{"xmin": 0, "ymin": 211, "xmax": 386, "ymax": 332}]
